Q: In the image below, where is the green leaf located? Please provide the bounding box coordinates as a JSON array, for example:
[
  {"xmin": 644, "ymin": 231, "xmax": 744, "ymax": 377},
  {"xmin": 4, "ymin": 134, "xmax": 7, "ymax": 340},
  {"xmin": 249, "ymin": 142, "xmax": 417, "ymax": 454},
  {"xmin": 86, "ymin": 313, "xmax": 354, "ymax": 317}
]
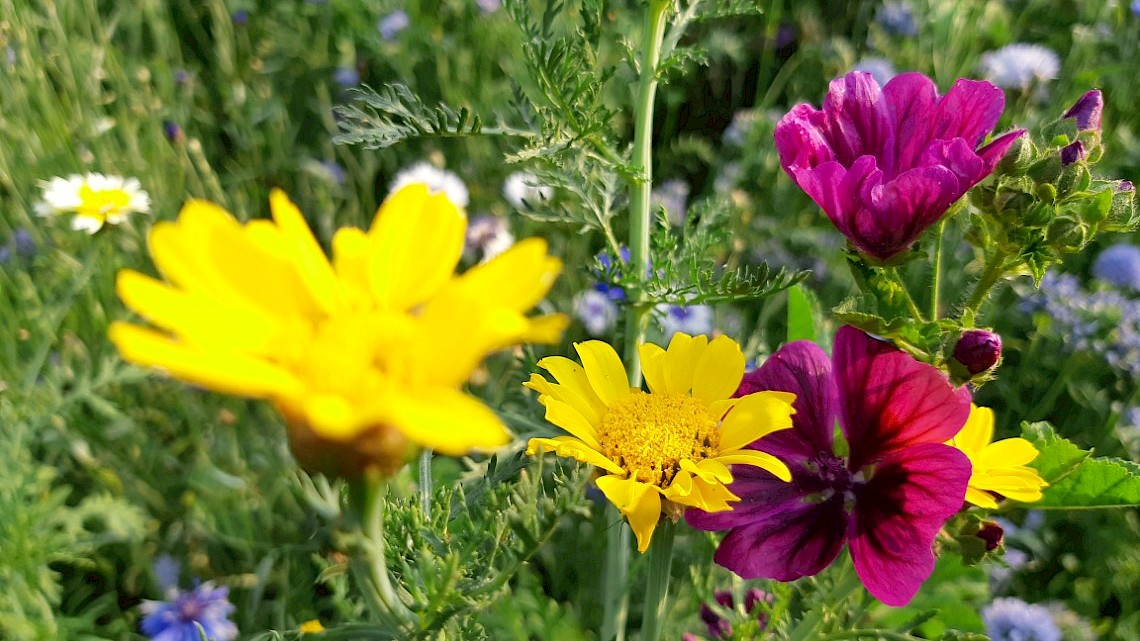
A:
[
  {"xmin": 1020, "ymin": 421, "xmax": 1140, "ymax": 508},
  {"xmin": 787, "ymin": 284, "xmax": 818, "ymax": 343}
]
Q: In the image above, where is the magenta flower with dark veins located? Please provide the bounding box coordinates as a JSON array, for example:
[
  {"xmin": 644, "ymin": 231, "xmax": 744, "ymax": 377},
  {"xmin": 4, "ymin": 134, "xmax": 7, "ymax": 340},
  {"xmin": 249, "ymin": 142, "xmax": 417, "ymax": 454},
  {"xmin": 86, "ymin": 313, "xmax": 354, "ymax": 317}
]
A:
[
  {"xmin": 688, "ymin": 327, "xmax": 973, "ymax": 606},
  {"xmin": 775, "ymin": 71, "xmax": 1025, "ymax": 260}
]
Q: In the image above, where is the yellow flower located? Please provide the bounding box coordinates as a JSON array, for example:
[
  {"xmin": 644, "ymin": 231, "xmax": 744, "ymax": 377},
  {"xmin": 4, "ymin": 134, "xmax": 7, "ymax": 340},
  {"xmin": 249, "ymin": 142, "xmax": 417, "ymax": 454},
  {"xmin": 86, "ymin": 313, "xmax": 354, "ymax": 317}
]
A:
[
  {"xmin": 110, "ymin": 184, "xmax": 567, "ymax": 476},
  {"xmin": 526, "ymin": 333, "xmax": 795, "ymax": 552},
  {"xmin": 35, "ymin": 173, "xmax": 151, "ymax": 233},
  {"xmin": 949, "ymin": 404, "xmax": 1048, "ymax": 509},
  {"xmin": 298, "ymin": 620, "xmax": 325, "ymax": 634}
]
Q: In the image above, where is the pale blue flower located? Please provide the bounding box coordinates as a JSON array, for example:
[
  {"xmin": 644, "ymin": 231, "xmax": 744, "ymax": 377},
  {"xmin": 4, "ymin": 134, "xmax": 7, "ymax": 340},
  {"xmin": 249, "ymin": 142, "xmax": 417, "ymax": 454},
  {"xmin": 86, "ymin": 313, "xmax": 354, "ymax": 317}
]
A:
[
  {"xmin": 574, "ymin": 290, "xmax": 619, "ymax": 336},
  {"xmin": 334, "ymin": 66, "xmax": 360, "ymax": 87},
  {"xmin": 660, "ymin": 304, "xmax": 713, "ymax": 338},
  {"xmin": 982, "ymin": 598, "xmax": 1061, "ymax": 641},
  {"xmin": 978, "ymin": 43, "xmax": 1060, "ymax": 90},
  {"xmin": 378, "ymin": 10, "xmax": 410, "ymax": 41},
  {"xmin": 851, "ymin": 57, "xmax": 897, "ymax": 87},
  {"xmin": 1093, "ymin": 243, "xmax": 1140, "ymax": 290},
  {"xmin": 876, "ymin": 2, "xmax": 918, "ymax": 37},
  {"xmin": 651, "ymin": 178, "xmax": 690, "ymax": 226}
]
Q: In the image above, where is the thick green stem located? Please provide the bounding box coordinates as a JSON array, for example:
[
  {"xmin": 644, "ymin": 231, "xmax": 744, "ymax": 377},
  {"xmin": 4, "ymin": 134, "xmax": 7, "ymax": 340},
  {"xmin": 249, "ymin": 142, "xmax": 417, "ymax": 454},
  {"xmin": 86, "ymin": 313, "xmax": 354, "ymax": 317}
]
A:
[
  {"xmin": 964, "ymin": 251, "xmax": 1009, "ymax": 318},
  {"xmin": 604, "ymin": 3, "xmax": 669, "ymax": 638},
  {"xmin": 887, "ymin": 268, "xmax": 925, "ymax": 323},
  {"xmin": 639, "ymin": 519, "xmax": 676, "ymax": 641},
  {"xmin": 350, "ymin": 473, "xmax": 415, "ymax": 626},
  {"xmin": 929, "ymin": 219, "xmax": 946, "ymax": 320}
]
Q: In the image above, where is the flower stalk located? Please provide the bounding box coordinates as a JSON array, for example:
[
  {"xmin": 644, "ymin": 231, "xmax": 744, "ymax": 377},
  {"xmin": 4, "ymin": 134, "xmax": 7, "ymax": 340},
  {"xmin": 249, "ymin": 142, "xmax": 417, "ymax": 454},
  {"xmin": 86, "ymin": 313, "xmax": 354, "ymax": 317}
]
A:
[
  {"xmin": 639, "ymin": 519, "xmax": 676, "ymax": 641},
  {"xmin": 347, "ymin": 473, "xmax": 416, "ymax": 627}
]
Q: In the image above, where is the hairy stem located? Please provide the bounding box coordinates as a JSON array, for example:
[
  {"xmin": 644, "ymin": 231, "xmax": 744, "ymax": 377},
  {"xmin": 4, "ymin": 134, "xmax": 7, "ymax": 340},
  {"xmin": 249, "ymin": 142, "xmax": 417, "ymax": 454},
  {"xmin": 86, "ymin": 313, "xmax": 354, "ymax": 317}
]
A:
[
  {"xmin": 930, "ymin": 219, "xmax": 946, "ymax": 320},
  {"xmin": 963, "ymin": 251, "xmax": 1009, "ymax": 318}
]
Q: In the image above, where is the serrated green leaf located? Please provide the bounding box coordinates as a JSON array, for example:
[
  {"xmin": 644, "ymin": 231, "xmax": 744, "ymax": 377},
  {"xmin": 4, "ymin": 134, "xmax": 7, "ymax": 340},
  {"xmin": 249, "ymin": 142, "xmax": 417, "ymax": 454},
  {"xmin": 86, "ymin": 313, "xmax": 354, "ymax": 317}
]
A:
[
  {"xmin": 1020, "ymin": 421, "xmax": 1140, "ymax": 508},
  {"xmin": 787, "ymin": 284, "xmax": 817, "ymax": 343}
]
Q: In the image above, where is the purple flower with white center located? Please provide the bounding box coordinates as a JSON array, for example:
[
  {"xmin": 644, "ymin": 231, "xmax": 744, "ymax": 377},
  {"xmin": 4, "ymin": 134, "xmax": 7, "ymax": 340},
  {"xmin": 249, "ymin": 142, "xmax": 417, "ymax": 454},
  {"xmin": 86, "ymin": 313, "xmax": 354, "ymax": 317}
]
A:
[
  {"xmin": 661, "ymin": 304, "xmax": 713, "ymax": 338},
  {"xmin": 978, "ymin": 43, "xmax": 1060, "ymax": 90},
  {"xmin": 688, "ymin": 327, "xmax": 972, "ymax": 606},
  {"xmin": 851, "ymin": 57, "xmax": 897, "ymax": 87},
  {"xmin": 140, "ymin": 578, "xmax": 238, "ymax": 641},
  {"xmin": 1093, "ymin": 243, "xmax": 1140, "ymax": 290},
  {"xmin": 378, "ymin": 10, "xmax": 410, "ymax": 41},
  {"xmin": 573, "ymin": 289, "xmax": 619, "ymax": 336},
  {"xmin": 982, "ymin": 598, "xmax": 1061, "ymax": 641},
  {"xmin": 775, "ymin": 71, "xmax": 1023, "ymax": 260},
  {"xmin": 1062, "ymin": 90, "xmax": 1103, "ymax": 134},
  {"xmin": 465, "ymin": 215, "xmax": 514, "ymax": 262},
  {"xmin": 334, "ymin": 66, "xmax": 360, "ymax": 88},
  {"xmin": 875, "ymin": 2, "xmax": 918, "ymax": 37}
]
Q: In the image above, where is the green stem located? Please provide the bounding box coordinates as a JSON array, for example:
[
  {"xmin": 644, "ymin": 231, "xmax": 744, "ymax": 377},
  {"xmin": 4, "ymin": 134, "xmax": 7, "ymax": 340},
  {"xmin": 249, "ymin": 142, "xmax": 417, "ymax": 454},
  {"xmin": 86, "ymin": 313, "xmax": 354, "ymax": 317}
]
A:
[
  {"xmin": 888, "ymin": 268, "xmax": 925, "ymax": 323},
  {"xmin": 350, "ymin": 473, "xmax": 415, "ymax": 626},
  {"xmin": 418, "ymin": 448, "xmax": 433, "ymax": 518},
  {"xmin": 601, "ymin": 505, "xmax": 631, "ymax": 641},
  {"xmin": 604, "ymin": 3, "xmax": 669, "ymax": 638},
  {"xmin": 929, "ymin": 219, "xmax": 946, "ymax": 320},
  {"xmin": 639, "ymin": 520, "xmax": 676, "ymax": 641},
  {"xmin": 963, "ymin": 251, "xmax": 1008, "ymax": 318}
]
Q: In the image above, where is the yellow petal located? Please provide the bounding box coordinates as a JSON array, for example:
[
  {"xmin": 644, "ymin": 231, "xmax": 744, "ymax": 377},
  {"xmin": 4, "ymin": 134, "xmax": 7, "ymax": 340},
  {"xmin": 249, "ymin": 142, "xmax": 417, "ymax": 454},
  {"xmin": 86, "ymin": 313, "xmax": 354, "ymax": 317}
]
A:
[
  {"xmin": 691, "ymin": 334, "xmax": 746, "ymax": 402},
  {"xmin": 537, "ymin": 356, "xmax": 608, "ymax": 418},
  {"xmin": 108, "ymin": 322, "xmax": 302, "ymax": 398},
  {"xmin": 952, "ymin": 404, "xmax": 995, "ymax": 455},
  {"xmin": 456, "ymin": 238, "xmax": 562, "ymax": 311},
  {"xmin": 638, "ymin": 343, "xmax": 668, "ymax": 394},
  {"xmin": 269, "ymin": 189, "xmax": 338, "ymax": 313},
  {"xmin": 718, "ymin": 391, "xmax": 796, "ymax": 452},
  {"xmin": 682, "ymin": 457, "xmax": 733, "ymax": 485},
  {"xmin": 713, "ymin": 450, "xmax": 792, "ymax": 482},
  {"xmin": 663, "ymin": 333, "xmax": 707, "ymax": 395},
  {"xmin": 526, "ymin": 436, "xmax": 626, "ymax": 475},
  {"xmin": 524, "ymin": 374, "xmax": 603, "ymax": 426},
  {"xmin": 367, "ymin": 184, "xmax": 465, "ymax": 309},
  {"xmin": 964, "ymin": 486, "xmax": 999, "ymax": 509},
  {"xmin": 332, "ymin": 226, "xmax": 370, "ymax": 293},
  {"xmin": 595, "ymin": 475, "xmax": 662, "ymax": 553},
  {"xmin": 682, "ymin": 477, "xmax": 739, "ymax": 513},
  {"xmin": 385, "ymin": 386, "xmax": 509, "ymax": 455},
  {"xmin": 520, "ymin": 313, "xmax": 569, "ymax": 344},
  {"xmin": 538, "ymin": 396, "xmax": 603, "ymax": 449},
  {"xmin": 574, "ymin": 341, "xmax": 631, "ymax": 407},
  {"xmin": 978, "ymin": 438, "xmax": 1040, "ymax": 468}
]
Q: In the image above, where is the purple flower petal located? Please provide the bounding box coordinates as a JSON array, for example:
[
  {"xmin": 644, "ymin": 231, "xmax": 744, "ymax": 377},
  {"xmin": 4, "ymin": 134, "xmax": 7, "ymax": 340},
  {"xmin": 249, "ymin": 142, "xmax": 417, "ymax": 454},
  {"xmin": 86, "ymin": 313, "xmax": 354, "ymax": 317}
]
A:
[
  {"xmin": 977, "ymin": 129, "xmax": 1027, "ymax": 172},
  {"xmin": 819, "ymin": 72, "xmax": 893, "ymax": 167},
  {"xmin": 928, "ymin": 78, "xmax": 1007, "ymax": 148},
  {"xmin": 856, "ymin": 165, "xmax": 960, "ymax": 259},
  {"xmin": 737, "ymin": 340, "xmax": 836, "ymax": 458},
  {"xmin": 848, "ymin": 443, "xmax": 972, "ymax": 606},
  {"xmin": 710, "ymin": 494, "xmax": 848, "ymax": 581},
  {"xmin": 882, "ymin": 73, "xmax": 940, "ymax": 174},
  {"xmin": 687, "ymin": 465, "xmax": 805, "ymax": 530},
  {"xmin": 833, "ymin": 327, "xmax": 972, "ymax": 468}
]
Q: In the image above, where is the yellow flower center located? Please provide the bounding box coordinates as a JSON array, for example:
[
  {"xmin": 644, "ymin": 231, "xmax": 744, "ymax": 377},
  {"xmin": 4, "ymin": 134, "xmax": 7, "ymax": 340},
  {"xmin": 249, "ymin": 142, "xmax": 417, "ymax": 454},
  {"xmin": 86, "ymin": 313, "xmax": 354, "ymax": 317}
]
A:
[
  {"xmin": 597, "ymin": 391, "xmax": 719, "ymax": 487},
  {"xmin": 77, "ymin": 185, "xmax": 131, "ymax": 218}
]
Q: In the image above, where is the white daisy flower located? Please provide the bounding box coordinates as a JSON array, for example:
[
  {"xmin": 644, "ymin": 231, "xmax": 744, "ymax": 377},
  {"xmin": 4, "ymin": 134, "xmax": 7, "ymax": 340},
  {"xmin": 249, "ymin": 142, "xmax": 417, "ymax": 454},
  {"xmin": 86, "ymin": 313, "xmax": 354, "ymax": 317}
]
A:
[
  {"xmin": 389, "ymin": 162, "xmax": 469, "ymax": 208},
  {"xmin": 465, "ymin": 214, "xmax": 515, "ymax": 262},
  {"xmin": 502, "ymin": 171, "xmax": 553, "ymax": 209},
  {"xmin": 35, "ymin": 173, "xmax": 150, "ymax": 234}
]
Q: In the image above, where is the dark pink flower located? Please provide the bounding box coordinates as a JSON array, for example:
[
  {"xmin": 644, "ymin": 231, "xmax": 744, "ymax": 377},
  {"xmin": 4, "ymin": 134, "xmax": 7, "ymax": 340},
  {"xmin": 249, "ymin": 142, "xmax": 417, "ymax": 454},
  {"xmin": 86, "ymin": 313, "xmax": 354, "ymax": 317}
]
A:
[
  {"xmin": 687, "ymin": 327, "xmax": 973, "ymax": 606},
  {"xmin": 1062, "ymin": 89, "xmax": 1103, "ymax": 133},
  {"xmin": 775, "ymin": 72, "xmax": 1024, "ymax": 260}
]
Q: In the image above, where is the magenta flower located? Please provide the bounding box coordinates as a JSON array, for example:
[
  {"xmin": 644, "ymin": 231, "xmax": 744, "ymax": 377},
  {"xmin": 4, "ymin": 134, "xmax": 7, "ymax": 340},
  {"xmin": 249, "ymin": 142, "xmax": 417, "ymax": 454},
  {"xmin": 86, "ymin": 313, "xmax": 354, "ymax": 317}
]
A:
[
  {"xmin": 687, "ymin": 327, "xmax": 973, "ymax": 606},
  {"xmin": 775, "ymin": 71, "xmax": 1025, "ymax": 260}
]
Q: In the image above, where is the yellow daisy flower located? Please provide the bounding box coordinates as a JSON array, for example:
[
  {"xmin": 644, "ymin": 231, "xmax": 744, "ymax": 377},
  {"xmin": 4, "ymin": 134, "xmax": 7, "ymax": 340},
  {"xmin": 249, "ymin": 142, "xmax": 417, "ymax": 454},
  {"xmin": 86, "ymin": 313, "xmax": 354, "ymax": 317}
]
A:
[
  {"xmin": 35, "ymin": 173, "xmax": 151, "ymax": 233},
  {"xmin": 110, "ymin": 184, "xmax": 567, "ymax": 477},
  {"xmin": 526, "ymin": 333, "xmax": 795, "ymax": 552},
  {"xmin": 949, "ymin": 404, "xmax": 1048, "ymax": 509}
]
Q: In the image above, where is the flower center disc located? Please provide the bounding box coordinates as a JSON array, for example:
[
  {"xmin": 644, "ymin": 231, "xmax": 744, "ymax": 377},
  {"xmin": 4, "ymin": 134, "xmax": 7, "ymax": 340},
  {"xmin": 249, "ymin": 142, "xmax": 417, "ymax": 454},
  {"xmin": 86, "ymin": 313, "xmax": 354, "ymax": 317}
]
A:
[
  {"xmin": 78, "ymin": 185, "xmax": 131, "ymax": 217},
  {"xmin": 597, "ymin": 391, "xmax": 719, "ymax": 486}
]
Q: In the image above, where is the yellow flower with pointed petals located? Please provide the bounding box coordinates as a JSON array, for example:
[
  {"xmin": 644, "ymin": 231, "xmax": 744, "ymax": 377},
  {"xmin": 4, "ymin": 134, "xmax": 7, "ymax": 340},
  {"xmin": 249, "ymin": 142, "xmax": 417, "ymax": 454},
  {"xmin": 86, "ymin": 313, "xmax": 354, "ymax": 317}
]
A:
[
  {"xmin": 298, "ymin": 620, "xmax": 325, "ymax": 634},
  {"xmin": 949, "ymin": 404, "xmax": 1048, "ymax": 509},
  {"xmin": 110, "ymin": 184, "xmax": 567, "ymax": 477},
  {"xmin": 526, "ymin": 333, "xmax": 795, "ymax": 552}
]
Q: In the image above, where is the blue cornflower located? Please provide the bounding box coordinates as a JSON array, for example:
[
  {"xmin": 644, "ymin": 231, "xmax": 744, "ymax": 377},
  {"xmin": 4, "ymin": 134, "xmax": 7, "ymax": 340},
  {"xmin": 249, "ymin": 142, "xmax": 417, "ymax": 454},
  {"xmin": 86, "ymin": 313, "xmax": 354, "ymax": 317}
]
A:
[
  {"xmin": 1093, "ymin": 243, "xmax": 1140, "ymax": 290},
  {"xmin": 333, "ymin": 66, "xmax": 360, "ymax": 88},
  {"xmin": 875, "ymin": 2, "xmax": 918, "ymax": 37},
  {"xmin": 978, "ymin": 43, "xmax": 1060, "ymax": 90},
  {"xmin": 851, "ymin": 57, "xmax": 897, "ymax": 87},
  {"xmin": 982, "ymin": 598, "xmax": 1061, "ymax": 641},
  {"xmin": 660, "ymin": 304, "xmax": 713, "ymax": 338},
  {"xmin": 0, "ymin": 229, "xmax": 36, "ymax": 264},
  {"xmin": 378, "ymin": 10, "xmax": 410, "ymax": 41},
  {"xmin": 140, "ymin": 581, "xmax": 238, "ymax": 641}
]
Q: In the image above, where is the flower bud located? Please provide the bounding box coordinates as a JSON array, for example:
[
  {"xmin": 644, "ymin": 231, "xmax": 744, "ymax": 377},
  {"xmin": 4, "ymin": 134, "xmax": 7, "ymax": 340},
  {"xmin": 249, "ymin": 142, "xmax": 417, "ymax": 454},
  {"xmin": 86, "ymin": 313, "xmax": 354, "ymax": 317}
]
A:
[
  {"xmin": 1060, "ymin": 140, "xmax": 1085, "ymax": 166},
  {"xmin": 976, "ymin": 520, "xmax": 1005, "ymax": 551},
  {"xmin": 1062, "ymin": 89, "xmax": 1103, "ymax": 133},
  {"xmin": 953, "ymin": 329, "xmax": 1002, "ymax": 375}
]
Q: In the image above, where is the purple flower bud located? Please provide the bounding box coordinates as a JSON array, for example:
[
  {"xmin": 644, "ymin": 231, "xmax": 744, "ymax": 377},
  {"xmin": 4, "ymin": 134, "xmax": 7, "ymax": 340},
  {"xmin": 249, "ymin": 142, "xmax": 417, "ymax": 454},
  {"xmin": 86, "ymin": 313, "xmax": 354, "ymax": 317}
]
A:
[
  {"xmin": 953, "ymin": 329, "xmax": 1002, "ymax": 375},
  {"xmin": 743, "ymin": 588, "xmax": 772, "ymax": 613},
  {"xmin": 1060, "ymin": 140, "xmax": 1085, "ymax": 166},
  {"xmin": 977, "ymin": 521, "xmax": 1004, "ymax": 551},
  {"xmin": 713, "ymin": 590, "xmax": 734, "ymax": 608},
  {"xmin": 1062, "ymin": 89, "xmax": 1103, "ymax": 133},
  {"xmin": 163, "ymin": 120, "xmax": 184, "ymax": 143},
  {"xmin": 699, "ymin": 602, "xmax": 732, "ymax": 639},
  {"xmin": 1119, "ymin": 180, "xmax": 1135, "ymax": 193}
]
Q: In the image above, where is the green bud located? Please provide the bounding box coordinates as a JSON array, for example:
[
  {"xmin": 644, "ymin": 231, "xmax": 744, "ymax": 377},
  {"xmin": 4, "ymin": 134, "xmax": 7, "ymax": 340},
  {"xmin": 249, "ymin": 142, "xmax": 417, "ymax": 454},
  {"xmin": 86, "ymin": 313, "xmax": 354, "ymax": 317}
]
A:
[
  {"xmin": 1033, "ymin": 182, "xmax": 1058, "ymax": 204},
  {"xmin": 1080, "ymin": 188, "xmax": 1113, "ymax": 224},
  {"xmin": 996, "ymin": 136, "xmax": 1033, "ymax": 176},
  {"xmin": 1026, "ymin": 155, "xmax": 1061, "ymax": 183}
]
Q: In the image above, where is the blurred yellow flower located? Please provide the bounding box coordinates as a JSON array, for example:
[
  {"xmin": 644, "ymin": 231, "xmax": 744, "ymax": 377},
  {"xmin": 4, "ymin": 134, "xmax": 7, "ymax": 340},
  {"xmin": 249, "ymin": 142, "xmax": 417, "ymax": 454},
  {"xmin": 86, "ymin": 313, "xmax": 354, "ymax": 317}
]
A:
[
  {"xmin": 110, "ymin": 184, "xmax": 566, "ymax": 476},
  {"xmin": 35, "ymin": 173, "xmax": 150, "ymax": 233},
  {"xmin": 949, "ymin": 404, "xmax": 1048, "ymax": 509},
  {"xmin": 298, "ymin": 619, "xmax": 325, "ymax": 634},
  {"xmin": 526, "ymin": 333, "xmax": 795, "ymax": 552}
]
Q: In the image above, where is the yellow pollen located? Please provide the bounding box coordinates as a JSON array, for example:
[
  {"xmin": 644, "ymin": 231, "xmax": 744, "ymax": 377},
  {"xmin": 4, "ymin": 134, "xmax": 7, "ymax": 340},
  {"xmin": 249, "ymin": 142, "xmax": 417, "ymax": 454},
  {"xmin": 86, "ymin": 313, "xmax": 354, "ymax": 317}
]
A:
[
  {"xmin": 597, "ymin": 391, "xmax": 719, "ymax": 487},
  {"xmin": 77, "ymin": 185, "xmax": 131, "ymax": 218}
]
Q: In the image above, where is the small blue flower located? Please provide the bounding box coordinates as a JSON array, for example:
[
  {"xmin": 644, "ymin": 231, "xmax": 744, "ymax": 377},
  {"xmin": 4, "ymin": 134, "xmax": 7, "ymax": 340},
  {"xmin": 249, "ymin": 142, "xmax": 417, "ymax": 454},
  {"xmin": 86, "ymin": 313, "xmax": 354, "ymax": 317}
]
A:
[
  {"xmin": 232, "ymin": 10, "xmax": 250, "ymax": 26},
  {"xmin": 875, "ymin": 2, "xmax": 918, "ymax": 37},
  {"xmin": 661, "ymin": 304, "xmax": 713, "ymax": 338},
  {"xmin": 651, "ymin": 178, "xmax": 690, "ymax": 226},
  {"xmin": 320, "ymin": 159, "xmax": 347, "ymax": 186},
  {"xmin": 334, "ymin": 66, "xmax": 360, "ymax": 88},
  {"xmin": 162, "ymin": 120, "xmax": 184, "ymax": 143},
  {"xmin": 140, "ymin": 581, "xmax": 238, "ymax": 641},
  {"xmin": 477, "ymin": 0, "xmax": 501, "ymax": 14},
  {"xmin": 1093, "ymin": 243, "xmax": 1140, "ymax": 290},
  {"xmin": 378, "ymin": 10, "xmax": 410, "ymax": 41},
  {"xmin": 978, "ymin": 43, "xmax": 1060, "ymax": 90},
  {"xmin": 1, "ymin": 229, "xmax": 36, "ymax": 264},
  {"xmin": 1132, "ymin": 0, "xmax": 1140, "ymax": 17},
  {"xmin": 574, "ymin": 289, "xmax": 619, "ymax": 336},
  {"xmin": 982, "ymin": 598, "xmax": 1061, "ymax": 641}
]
